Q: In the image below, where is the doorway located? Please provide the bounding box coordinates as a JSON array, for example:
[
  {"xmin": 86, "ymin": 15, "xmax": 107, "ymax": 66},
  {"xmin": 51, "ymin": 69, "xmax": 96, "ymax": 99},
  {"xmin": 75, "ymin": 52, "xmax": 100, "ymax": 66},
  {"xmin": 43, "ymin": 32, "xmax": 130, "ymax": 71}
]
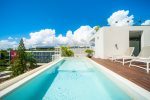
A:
[{"xmin": 129, "ymin": 31, "xmax": 143, "ymax": 56}]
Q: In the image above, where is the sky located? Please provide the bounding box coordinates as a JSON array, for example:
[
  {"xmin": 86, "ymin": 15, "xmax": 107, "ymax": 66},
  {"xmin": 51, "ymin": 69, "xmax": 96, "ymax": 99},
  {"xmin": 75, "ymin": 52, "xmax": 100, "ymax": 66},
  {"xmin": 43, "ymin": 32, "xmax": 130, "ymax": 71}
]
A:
[{"xmin": 0, "ymin": 0, "xmax": 150, "ymax": 49}]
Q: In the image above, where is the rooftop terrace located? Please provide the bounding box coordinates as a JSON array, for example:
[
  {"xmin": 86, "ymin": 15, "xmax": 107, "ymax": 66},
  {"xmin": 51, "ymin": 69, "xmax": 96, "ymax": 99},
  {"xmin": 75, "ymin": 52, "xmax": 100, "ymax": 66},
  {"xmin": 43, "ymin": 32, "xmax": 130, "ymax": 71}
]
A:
[{"xmin": 92, "ymin": 58, "xmax": 150, "ymax": 91}]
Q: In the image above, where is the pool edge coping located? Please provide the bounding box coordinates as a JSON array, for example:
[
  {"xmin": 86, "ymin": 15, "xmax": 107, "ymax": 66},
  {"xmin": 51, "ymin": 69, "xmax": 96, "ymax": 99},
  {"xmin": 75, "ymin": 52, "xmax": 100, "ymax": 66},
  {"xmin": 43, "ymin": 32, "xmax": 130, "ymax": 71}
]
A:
[
  {"xmin": 87, "ymin": 58, "xmax": 150, "ymax": 100},
  {"xmin": 0, "ymin": 57, "xmax": 64, "ymax": 98},
  {"xmin": 1, "ymin": 57, "xmax": 150, "ymax": 99}
]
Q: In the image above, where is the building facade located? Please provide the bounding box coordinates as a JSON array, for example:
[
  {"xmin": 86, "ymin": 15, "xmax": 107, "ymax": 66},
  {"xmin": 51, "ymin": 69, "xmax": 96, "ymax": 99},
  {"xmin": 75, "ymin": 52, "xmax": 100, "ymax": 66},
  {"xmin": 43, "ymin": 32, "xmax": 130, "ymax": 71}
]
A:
[
  {"xmin": 89, "ymin": 26, "xmax": 150, "ymax": 59},
  {"xmin": 26, "ymin": 50, "xmax": 60, "ymax": 63}
]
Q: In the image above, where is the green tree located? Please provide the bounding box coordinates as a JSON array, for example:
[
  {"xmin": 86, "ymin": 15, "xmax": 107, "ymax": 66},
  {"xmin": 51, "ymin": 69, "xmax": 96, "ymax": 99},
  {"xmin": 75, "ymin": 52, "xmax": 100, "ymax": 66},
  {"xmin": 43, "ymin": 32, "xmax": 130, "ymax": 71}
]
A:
[
  {"xmin": 26, "ymin": 52, "xmax": 37, "ymax": 70},
  {"xmin": 7, "ymin": 48, "xmax": 13, "ymax": 51},
  {"xmin": 12, "ymin": 39, "xmax": 27, "ymax": 76},
  {"xmin": 61, "ymin": 46, "xmax": 74, "ymax": 57},
  {"xmin": 0, "ymin": 50, "xmax": 9, "ymax": 66}
]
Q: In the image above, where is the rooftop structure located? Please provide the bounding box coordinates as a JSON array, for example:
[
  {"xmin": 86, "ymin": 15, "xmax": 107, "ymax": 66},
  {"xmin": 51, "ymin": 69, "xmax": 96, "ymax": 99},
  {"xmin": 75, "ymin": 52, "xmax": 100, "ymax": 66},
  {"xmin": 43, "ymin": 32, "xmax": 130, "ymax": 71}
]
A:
[{"xmin": 89, "ymin": 26, "xmax": 150, "ymax": 59}]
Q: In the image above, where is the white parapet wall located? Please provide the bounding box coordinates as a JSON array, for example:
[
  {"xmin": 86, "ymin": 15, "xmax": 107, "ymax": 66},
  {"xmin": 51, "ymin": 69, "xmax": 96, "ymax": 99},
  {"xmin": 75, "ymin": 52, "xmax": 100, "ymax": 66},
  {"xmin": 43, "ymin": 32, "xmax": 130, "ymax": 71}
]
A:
[{"xmin": 0, "ymin": 58, "xmax": 64, "ymax": 97}]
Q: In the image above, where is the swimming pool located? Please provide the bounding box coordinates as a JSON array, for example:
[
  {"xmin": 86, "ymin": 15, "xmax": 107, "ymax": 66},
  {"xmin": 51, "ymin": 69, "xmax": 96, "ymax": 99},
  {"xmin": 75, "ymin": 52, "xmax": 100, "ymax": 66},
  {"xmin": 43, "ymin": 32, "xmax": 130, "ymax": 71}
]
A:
[{"xmin": 0, "ymin": 58, "xmax": 149, "ymax": 100}]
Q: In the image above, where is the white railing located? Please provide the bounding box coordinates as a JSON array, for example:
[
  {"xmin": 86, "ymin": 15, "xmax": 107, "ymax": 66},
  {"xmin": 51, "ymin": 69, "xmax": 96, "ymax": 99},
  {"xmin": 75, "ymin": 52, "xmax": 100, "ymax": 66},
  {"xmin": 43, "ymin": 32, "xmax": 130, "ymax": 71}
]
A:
[
  {"xmin": 52, "ymin": 54, "xmax": 61, "ymax": 61},
  {"xmin": 71, "ymin": 47, "xmax": 89, "ymax": 57}
]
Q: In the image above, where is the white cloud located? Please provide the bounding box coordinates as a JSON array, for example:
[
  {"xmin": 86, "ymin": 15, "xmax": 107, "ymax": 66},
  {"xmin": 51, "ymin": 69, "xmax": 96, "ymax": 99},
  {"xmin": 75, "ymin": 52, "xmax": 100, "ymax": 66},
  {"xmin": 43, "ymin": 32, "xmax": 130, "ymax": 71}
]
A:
[
  {"xmin": 23, "ymin": 29, "xmax": 56, "ymax": 48},
  {"xmin": 8, "ymin": 36, "xmax": 13, "ymax": 40},
  {"xmin": 107, "ymin": 10, "xmax": 134, "ymax": 26},
  {"xmin": 23, "ymin": 25, "xmax": 95, "ymax": 48},
  {"xmin": 0, "ymin": 40, "xmax": 18, "ymax": 50},
  {"xmin": 0, "ymin": 26, "xmax": 95, "ymax": 49},
  {"xmin": 15, "ymin": 38, "xmax": 18, "ymax": 40},
  {"xmin": 141, "ymin": 20, "xmax": 150, "ymax": 26},
  {"xmin": 73, "ymin": 26, "xmax": 94, "ymax": 45},
  {"xmin": 65, "ymin": 30, "xmax": 75, "ymax": 45}
]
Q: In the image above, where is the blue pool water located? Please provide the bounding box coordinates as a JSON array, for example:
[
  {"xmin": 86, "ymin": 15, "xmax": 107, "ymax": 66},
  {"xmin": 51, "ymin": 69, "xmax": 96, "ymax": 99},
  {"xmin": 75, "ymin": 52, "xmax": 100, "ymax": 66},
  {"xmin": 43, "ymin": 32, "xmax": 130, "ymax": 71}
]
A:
[{"xmin": 2, "ymin": 58, "xmax": 133, "ymax": 100}]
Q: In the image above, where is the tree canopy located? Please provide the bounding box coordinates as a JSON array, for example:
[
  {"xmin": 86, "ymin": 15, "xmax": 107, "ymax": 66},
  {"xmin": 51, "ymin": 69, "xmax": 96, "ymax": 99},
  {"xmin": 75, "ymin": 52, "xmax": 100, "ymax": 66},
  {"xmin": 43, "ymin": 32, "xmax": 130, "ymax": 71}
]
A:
[{"xmin": 12, "ymin": 39, "xmax": 37, "ymax": 77}]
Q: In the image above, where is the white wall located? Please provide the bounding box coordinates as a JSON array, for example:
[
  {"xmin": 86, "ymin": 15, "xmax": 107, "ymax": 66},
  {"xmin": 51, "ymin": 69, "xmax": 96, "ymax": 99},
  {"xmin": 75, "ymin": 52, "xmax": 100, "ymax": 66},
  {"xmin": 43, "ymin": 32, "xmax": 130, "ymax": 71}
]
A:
[
  {"xmin": 93, "ymin": 26, "xmax": 150, "ymax": 59},
  {"xmin": 103, "ymin": 27, "xmax": 129, "ymax": 59},
  {"xmin": 138, "ymin": 26, "xmax": 149, "ymax": 47},
  {"xmin": 94, "ymin": 28, "xmax": 104, "ymax": 58},
  {"xmin": 130, "ymin": 26, "xmax": 150, "ymax": 48},
  {"xmin": 71, "ymin": 48, "xmax": 88, "ymax": 57}
]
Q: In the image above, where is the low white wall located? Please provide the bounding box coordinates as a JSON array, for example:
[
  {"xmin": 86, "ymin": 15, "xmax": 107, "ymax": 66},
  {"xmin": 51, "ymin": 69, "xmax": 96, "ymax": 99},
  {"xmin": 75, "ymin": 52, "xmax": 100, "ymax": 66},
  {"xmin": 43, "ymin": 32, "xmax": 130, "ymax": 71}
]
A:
[
  {"xmin": 0, "ymin": 58, "xmax": 63, "ymax": 91},
  {"xmin": 71, "ymin": 48, "xmax": 88, "ymax": 57}
]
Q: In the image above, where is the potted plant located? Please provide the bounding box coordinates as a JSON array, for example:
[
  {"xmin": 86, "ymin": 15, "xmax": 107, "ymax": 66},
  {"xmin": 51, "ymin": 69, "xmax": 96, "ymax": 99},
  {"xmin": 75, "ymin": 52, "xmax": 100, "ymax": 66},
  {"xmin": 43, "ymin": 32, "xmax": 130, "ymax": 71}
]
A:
[
  {"xmin": 85, "ymin": 49, "xmax": 94, "ymax": 58},
  {"xmin": 61, "ymin": 46, "xmax": 74, "ymax": 57}
]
